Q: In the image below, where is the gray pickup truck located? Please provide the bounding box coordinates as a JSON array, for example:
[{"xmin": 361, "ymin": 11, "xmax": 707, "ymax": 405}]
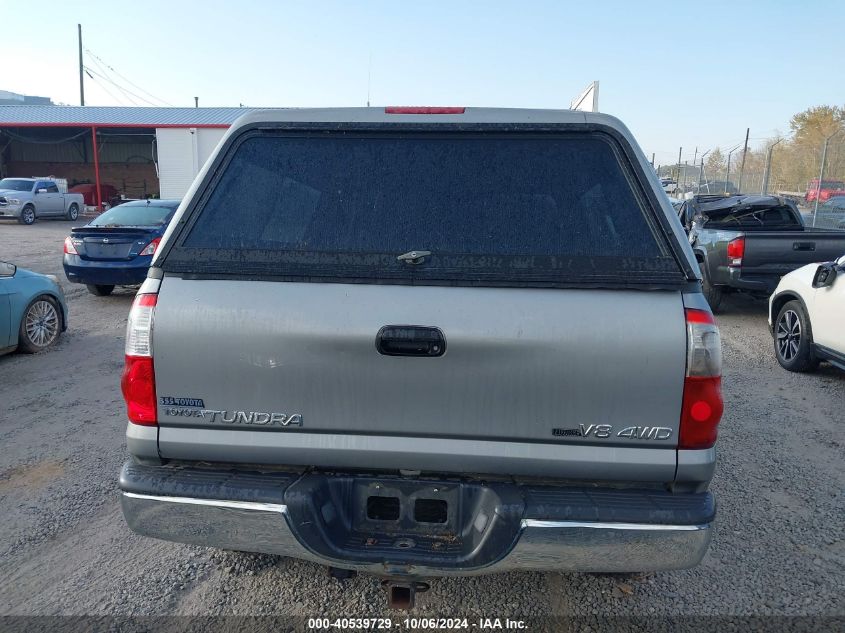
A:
[
  {"xmin": 0, "ymin": 178, "xmax": 84, "ymax": 225},
  {"xmin": 679, "ymin": 194, "xmax": 845, "ymax": 311},
  {"xmin": 118, "ymin": 108, "xmax": 724, "ymax": 608}
]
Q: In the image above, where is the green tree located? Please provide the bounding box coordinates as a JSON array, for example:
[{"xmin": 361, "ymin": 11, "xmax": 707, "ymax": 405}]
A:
[
  {"xmin": 789, "ymin": 105, "xmax": 844, "ymax": 145},
  {"xmin": 783, "ymin": 105, "xmax": 845, "ymax": 189}
]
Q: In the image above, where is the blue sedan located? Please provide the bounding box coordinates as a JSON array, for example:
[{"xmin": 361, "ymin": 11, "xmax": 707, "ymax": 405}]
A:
[
  {"xmin": 0, "ymin": 262, "xmax": 68, "ymax": 355},
  {"xmin": 63, "ymin": 199, "xmax": 180, "ymax": 296}
]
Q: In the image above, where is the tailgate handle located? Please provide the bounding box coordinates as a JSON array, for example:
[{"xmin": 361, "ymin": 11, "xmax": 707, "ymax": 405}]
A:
[
  {"xmin": 793, "ymin": 242, "xmax": 815, "ymax": 251},
  {"xmin": 376, "ymin": 326, "xmax": 446, "ymax": 357}
]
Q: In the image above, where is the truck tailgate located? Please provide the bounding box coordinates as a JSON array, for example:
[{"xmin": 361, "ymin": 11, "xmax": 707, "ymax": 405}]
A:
[
  {"xmin": 154, "ymin": 277, "xmax": 687, "ymax": 468},
  {"xmin": 742, "ymin": 231, "xmax": 845, "ymax": 276}
]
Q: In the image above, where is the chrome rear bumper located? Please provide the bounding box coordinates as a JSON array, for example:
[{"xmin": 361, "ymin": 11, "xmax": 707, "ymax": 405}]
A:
[{"xmin": 121, "ymin": 488, "xmax": 712, "ymax": 576}]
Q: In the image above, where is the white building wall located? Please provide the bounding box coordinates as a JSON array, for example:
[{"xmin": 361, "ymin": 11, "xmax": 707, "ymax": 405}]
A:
[
  {"xmin": 197, "ymin": 128, "xmax": 227, "ymax": 166},
  {"xmin": 155, "ymin": 128, "xmax": 228, "ymax": 199}
]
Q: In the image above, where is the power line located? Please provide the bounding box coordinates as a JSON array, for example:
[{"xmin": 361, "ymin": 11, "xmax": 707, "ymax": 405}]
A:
[
  {"xmin": 85, "ymin": 47, "xmax": 159, "ymax": 104},
  {"xmin": 84, "ymin": 66, "xmax": 138, "ymax": 105},
  {"xmin": 84, "ymin": 48, "xmax": 173, "ymax": 106},
  {"xmin": 84, "ymin": 65, "xmax": 156, "ymax": 106},
  {"xmin": 84, "ymin": 68, "xmax": 129, "ymax": 106},
  {"xmin": 84, "ymin": 55, "xmax": 144, "ymax": 106},
  {"xmin": 84, "ymin": 52, "xmax": 134, "ymax": 103}
]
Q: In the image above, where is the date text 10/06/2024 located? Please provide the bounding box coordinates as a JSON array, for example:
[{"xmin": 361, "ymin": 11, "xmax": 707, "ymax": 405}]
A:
[{"xmin": 307, "ymin": 617, "xmax": 528, "ymax": 630}]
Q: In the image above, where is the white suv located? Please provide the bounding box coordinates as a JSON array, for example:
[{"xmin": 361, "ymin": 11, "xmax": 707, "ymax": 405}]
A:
[{"xmin": 769, "ymin": 254, "xmax": 845, "ymax": 372}]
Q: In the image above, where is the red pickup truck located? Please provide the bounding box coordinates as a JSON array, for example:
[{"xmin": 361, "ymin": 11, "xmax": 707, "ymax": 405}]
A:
[{"xmin": 805, "ymin": 179, "xmax": 845, "ymax": 204}]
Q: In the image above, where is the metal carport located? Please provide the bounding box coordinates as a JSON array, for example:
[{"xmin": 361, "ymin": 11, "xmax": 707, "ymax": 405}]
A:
[{"xmin": 0, "ymin": 106, "xmax": 255, "ymax": 210}]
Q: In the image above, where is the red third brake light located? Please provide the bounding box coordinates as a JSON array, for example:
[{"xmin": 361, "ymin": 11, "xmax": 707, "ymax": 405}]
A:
[
  {"xmin": 121, "ymin": 293, "xmax": 158, "ymax": 425},
  {"xmin": 385, "ymin": 106, "xmax": 466, "ymax": 114},
  {"xmin": 726, "ymin": 236, "xmax": 745, "ymax": 268},
  {"xmin": 679, "ymin": 308, "xmax": 724, "ymax": 449},
  {"xmin": 63, "ymin": 236, "xmax": 78, "ymax": 255}
]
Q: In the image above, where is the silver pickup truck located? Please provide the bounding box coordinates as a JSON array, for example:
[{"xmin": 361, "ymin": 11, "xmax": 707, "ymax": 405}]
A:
[
  {"xmin": 118, "ymin": 108, "xmax": 724, "ymax": 608},
  {"xmin": 0, "ymin": 178, "xmax": 84, "ymax": 224}
]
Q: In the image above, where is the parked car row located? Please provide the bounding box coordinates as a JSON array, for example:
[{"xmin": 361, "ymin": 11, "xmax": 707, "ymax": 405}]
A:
[
  {"xmin": 1, "ymin": 198, "xmax": 180, "ymax": 356},
  {"xmin": 672, "ymin": 192, "xmax": 844, "ymax": 373},
  {"xmin": 3, "ymin": 166, "xmax": 843, "ymax": 386},
  {"xmin": 676, "ymin": 194, "xmax": 845, "ymax": 311}
]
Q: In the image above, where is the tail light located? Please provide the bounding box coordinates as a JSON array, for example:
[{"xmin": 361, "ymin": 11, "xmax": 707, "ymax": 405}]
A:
[
  {"xmin": 679, "ymin": 309, "xmax": 723, "ymax": 449},
  {"xmin": 385, "ymin": 106, "xmax": 466, "ymax": 114},
  {"xmin": 726, "ymin": 236, "xmax": 745, "ymax": 267},
  {"xmin": 139, "ymin": 237, "xmax": 161, "ymax": 256},
  {"xmin": 121, "ymin": 294, "xmax": 157, "ymax": 425},
  {"xmin": 63, "ymin": 236, "xmax": 78, "ymax": 255}
]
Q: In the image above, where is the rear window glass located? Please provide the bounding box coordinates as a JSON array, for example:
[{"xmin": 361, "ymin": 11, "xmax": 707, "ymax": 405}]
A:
[
  {"xmin": 166, "ymin": 132, "xmax": 683, "ymax": 287},
  {"xmin": 702, "ymin": 205, "xmax": 801, "ymax": 230},
  {"xmin": 89, "ymin": 204, "xmax": 173, "ymax": 227}
]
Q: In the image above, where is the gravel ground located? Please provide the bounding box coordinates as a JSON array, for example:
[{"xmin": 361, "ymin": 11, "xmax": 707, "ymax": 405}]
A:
[{"xmin": 0, "ymin": 220, "xmax": 843, "ymax": 629}]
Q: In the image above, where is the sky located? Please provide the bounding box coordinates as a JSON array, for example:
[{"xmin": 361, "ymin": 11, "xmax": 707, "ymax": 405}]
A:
[{"xmin": 4, "ymin": 0, "xmax": 844, "ymax": 166}]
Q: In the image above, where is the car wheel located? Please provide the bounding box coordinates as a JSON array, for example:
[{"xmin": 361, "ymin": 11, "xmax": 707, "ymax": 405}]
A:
[
  {"xmin": 701, "ymin": 268, "xmax": 723, "ymax": 313},
  {"xmin": 774, "ymin": 300, "xmax": 819, "ymax": 373},
  {"xmin": 19, "ymin": 206, "xmax": 36, "ymax": 225},
  {"xmin": 18, "ymin": 296, "xmax": 62, "ymax": 353},
  {"xmin": 66, "ymin": 203, "xmax": 79, "ymax": 221},
  {"xmin": 86, "ymin": 284, "xmax": 115, "ymax": 296}
]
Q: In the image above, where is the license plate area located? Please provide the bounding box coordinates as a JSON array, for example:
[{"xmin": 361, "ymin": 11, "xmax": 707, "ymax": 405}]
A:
[
  {"xmin": 82, "ymin": 238, "xmax": 134, "ymax": 260},
  {"xmin": 283, "ymin": 473, "xmax": 524, "ymax": 569},
  {"xmin": 356, "ymin": 480, "xmax": 459, "ymax": 537}
]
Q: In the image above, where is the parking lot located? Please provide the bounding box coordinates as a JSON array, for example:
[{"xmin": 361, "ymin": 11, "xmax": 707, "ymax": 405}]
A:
[{"xmin": 1, "ymin": 220, "xmax": 843, "ymax": 624}]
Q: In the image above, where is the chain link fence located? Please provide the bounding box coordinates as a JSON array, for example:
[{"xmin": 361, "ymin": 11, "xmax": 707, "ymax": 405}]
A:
[
  {"xmin": 657, "ymin": 131, "xmax": 845, "ymax": 229},
  {"xmin": 659, "ymin": 138, "xmax": 845, "ymax": 197}
]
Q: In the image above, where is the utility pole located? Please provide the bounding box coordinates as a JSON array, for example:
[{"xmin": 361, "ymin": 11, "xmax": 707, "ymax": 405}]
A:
[
  {"xmin": 677, "ymin": 147, "xmax": 682, "ymax": 181},
  {"xmin": 78, "ymin": 24, "xmax": 85, "ymax": 106},
  {"xmin": 725, "ymin": 143, "xmax": 743, "ymax": 193},
  {"xmin": 194, "ymin": 97, "xmax": 199, "ymax": 108},
  {"xmin": 692, "ymin": 147, "xmax": 698, "ymax": 185},
  {"xmin": 761, "ymin": 139, "xmax": 783, "ymax": 195},
  {"xmin": 737, "ymin": 127, "xmax": 750, "ymax": 193},
  {"xmin": 651, "ymin": 153, "xmax": 655, "ymax": 168},
  {"xmin": 699, "ymin": 150, "xmax": 711, "ymax": 192},
  {"xmin": 813, "ymin": 129, "xmax": 845, "ymax": 225},
  {"xmin": 725, "ymin": 153, "xmax": 733, "ymax": 193}
]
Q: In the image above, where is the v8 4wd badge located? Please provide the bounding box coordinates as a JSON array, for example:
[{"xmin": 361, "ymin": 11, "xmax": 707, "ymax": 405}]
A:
[{"xmin": 552, "ymin": 424, "xmax": 672, "ymax": 440}]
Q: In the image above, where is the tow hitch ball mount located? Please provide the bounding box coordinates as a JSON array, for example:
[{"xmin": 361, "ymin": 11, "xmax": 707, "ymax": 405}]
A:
[{"xmin": 382, "ymin": 580, "xmax": 430, "ymax": 610}]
